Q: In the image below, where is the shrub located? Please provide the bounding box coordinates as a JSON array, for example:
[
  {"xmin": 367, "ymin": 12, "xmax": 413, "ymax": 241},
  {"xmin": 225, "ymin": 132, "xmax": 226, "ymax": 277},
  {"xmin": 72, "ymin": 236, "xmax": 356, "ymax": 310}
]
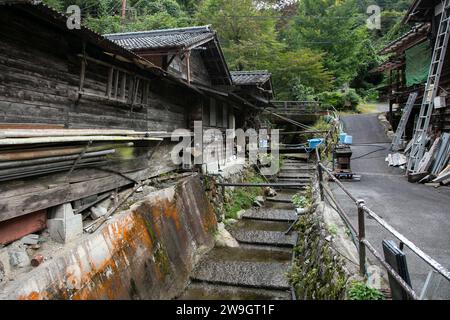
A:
[
  {"xmin": 318, "ymin": 89, "xmax": 361, "ymax": 111},
  {"xmin": 223, "ymin": 169, "xmax": 264, "ymax": 219},
  {"xmin": 347, "ymin": 281, "xmax": 384, "ymax": 300},
  {"xmin": 363, "ymin": 88, "xmax": 380, "ymax": 102},
  {"xmin": 292, "ymin": 194, "xmax": 311, "ymax": 209}
]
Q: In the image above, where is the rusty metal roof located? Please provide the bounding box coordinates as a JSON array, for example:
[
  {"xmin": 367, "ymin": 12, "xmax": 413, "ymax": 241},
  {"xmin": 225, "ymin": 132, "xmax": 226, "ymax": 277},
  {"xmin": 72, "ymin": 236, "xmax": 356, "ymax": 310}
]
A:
[
  {"xmin": 104, "ymin": 26, "xmax": 215, "ymax": 51},
  {"xmin": 380, "ymin": 23, "xmax": 430, "ymax": 55},
  {"xmin": 371, "ymin": 58, "xmax": 405, "ymax": 73},
  {"xmin": 231, "ymin": 71, "xmax": 272, "ymax": 86}
]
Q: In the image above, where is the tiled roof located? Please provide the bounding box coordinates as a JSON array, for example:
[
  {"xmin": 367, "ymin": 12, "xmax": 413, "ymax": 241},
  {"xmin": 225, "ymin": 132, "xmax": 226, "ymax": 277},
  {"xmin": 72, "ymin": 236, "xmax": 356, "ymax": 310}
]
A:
[
  {"xmin": 104, "ymin": 26, "xmax": 215, "ymax": 51},
  {"xmin": 231, "ymin": 71, "xmax": 272, "ymax": 86}
]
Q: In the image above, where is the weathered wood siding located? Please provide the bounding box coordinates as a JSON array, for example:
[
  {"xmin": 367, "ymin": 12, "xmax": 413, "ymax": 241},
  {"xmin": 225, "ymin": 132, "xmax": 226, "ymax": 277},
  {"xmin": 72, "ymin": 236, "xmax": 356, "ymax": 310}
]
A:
[
  {"xmin": 168, "ymin": 51, "xmax": 212, "ymax": 86},
  {"xmin": 0, "ymin": 8, "xmax": 188, "ymax": 132},
  {"xmin": 0, "ymin": 8, "xmax": 200, "ymax": 223}
]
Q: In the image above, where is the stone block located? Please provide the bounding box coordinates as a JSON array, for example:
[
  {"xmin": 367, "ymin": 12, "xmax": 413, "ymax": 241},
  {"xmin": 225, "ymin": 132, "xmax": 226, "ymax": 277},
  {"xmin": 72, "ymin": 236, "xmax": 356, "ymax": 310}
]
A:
[
  {"xmin": 8, "ymin": 242, "xmax": 30, "ymax": 268},
  {"xmin": 47, "ymin": 203, "xmax": 83, "ymax": 244},
  {"xmin": 20, "ymin": 234, "xmax": 39, "ymax": 245},
  {"xmin": 90, "ymin": 198, "xmax": 111, "ymax": 220},
  {"xmin": 49, "ymin": 203, "xmax": 74, "ymax": 220},
  {"xmin": 0, "ymin": 248, "xmax": 11, "ymax": 282}
]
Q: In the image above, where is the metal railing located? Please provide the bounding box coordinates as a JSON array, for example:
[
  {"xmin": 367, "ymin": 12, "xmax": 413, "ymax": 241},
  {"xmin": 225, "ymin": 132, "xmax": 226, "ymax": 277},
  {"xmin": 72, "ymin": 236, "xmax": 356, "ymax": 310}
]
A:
[
  {"xmin": 315, "ymin": 146, "xmax": 450, "ymax": 300},
  {"xmin": 267, "ymin": 101, "xmax": 332, "ymax": 115}
]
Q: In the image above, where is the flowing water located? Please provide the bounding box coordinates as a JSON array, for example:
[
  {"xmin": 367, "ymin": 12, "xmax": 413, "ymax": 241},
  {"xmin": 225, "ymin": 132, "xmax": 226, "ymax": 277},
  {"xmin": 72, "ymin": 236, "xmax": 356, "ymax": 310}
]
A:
[{"xmin": 178, "ymin": 159, "xmax": 315, "ymax": 300}]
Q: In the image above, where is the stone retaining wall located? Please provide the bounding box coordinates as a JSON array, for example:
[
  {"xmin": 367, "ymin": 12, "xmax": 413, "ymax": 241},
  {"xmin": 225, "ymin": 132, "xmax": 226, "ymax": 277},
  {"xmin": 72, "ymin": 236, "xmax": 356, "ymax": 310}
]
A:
[{"xmin": 0, "ymin": 175, "xmax": 217, "ymax": 300}]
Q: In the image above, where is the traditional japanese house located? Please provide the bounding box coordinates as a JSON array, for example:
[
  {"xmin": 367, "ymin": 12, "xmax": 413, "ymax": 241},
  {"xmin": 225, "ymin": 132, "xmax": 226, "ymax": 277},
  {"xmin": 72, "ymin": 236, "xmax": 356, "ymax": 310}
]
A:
[
  {"xmin": 0, "ymin": 0, "xmax": 216, "ymax": 243},
  {"xmin": 375, "ymin": 0, "xmax": 450, "ymax": 138},
  {"xmin": 230, "ymin": 71, "xmax": 274, "ymax": 106},
  {"xmin": 105, "ymin": 27, "xmax": 273, "ymax": 173}
]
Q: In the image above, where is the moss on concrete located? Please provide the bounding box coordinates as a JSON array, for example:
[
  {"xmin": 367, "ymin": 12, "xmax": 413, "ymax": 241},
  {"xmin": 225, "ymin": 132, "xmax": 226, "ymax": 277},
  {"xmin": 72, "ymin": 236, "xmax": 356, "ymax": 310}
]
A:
[
  {"xmin": 154, "ymin": 244, "xmax": 171, "ymax": 277},
  {"xmin": 288, "ymin": 212, "xmax": 349, "ymax": 299}
]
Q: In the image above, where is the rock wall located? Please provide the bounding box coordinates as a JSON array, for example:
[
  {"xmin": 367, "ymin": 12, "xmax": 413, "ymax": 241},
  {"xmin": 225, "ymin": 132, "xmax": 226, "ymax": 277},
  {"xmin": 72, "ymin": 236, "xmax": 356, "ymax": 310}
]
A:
[
  {"xmin": 288, "ymin": 179, "xmax": 357, "ymax": 300},
  {"xmin": 0, "ymin": 175, "xmax": 217, "ymax": 300}
]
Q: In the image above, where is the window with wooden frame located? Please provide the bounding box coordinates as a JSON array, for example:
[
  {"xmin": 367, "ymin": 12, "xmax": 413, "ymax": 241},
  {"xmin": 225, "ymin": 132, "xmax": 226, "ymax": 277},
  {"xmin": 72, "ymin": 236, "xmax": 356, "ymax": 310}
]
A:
[{"xmin": 77, "ymin": 55, "xmax": 150, "ymax": 108}]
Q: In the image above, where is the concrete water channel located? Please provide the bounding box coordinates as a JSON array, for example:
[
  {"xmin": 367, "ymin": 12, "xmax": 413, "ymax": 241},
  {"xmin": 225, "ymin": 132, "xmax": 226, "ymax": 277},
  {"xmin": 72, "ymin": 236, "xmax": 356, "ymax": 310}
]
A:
[{"xmin": 178, "ymin": 158, "xmax": 315, "ymax": 300}]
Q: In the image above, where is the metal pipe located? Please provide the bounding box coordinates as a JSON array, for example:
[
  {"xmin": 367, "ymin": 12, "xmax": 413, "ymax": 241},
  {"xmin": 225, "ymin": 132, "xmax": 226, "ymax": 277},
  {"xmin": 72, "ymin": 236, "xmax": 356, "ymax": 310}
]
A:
[
  {"xmin": 0, "ymin": 160, "xmax": 109, "ymax": 182},
  {"xmin": 0, "ymin": 129, "xmax": 168, "ymax": 139},
  {"xmin": 319, "ymin": 163, "xmax": 358, "ymax": 203},
  {"xmin": 0, "ymin": 142, "xmax": 133, "ymax": 161},
  {"xmin": 0, "ymin": 135, "xmax": 161, "ymax": 146},
  {"xmin": 363, "ymin": 240, "xmax": 420, "ymax": 300},
  {"xmin": 216, "ymin": 182, "xmax": 309, "ymax": 188},
  {"xmin": 0, "ymin": 157, "xmax": 106, "ymax": 176},
  {"xmin": 0, "ymin": 150, "xmax": 115, "ymax": 169},
  {"xmin": 317, "ymin": 148, "xmax": 450, "ymax": 283},
  {"xmin": 362, "ymin": 205, "xmax": 450, "ymax": 281},
  {"xmin": 323, "ymin": 188, "xmax": 358, "ymax": 239}
]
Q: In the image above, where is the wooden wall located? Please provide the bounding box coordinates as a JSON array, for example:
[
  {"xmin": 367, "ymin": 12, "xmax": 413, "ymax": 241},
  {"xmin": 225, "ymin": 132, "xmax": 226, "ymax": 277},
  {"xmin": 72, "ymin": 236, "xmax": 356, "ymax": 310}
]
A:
[
  {"xmin": 0, "ymin": 8, "xmax": 201, "ymax": 223},
  {"xmin": 167, "ymin": 51, "xmax": 212, "ymax": 86},
  {"xmin": 0, "ymin": 8, "xmax": 189, "ymax": 132}
]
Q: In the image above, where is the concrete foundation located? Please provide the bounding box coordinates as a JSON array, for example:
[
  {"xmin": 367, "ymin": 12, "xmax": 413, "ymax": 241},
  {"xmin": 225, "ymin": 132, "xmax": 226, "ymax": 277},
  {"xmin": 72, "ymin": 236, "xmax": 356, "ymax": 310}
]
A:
[{"xmin": 0, "ymin": 175, "xmax": 217, "ymax": 300}]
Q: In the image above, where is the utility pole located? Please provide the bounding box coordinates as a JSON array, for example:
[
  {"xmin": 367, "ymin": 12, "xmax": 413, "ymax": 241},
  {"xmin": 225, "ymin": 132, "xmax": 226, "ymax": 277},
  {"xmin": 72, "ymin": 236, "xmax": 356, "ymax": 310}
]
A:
[{"xmin": 121, "ymin": 0, "xmax": 127, "ymax": 19}]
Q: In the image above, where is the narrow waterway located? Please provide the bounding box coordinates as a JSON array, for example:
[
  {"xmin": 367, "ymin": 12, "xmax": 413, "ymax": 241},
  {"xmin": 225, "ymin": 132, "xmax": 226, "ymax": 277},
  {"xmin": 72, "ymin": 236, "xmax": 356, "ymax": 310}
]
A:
[{"xmin": 178, "ymin": 157, "xmax": 315, "ymax": 300}]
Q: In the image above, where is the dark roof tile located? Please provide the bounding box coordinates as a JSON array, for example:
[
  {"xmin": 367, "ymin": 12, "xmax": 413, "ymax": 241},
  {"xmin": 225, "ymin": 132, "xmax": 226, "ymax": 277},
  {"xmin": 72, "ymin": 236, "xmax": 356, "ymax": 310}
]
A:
[
  {"xmin": 104, "ymin": 26, "xmax": 215, "ymax": 50},
  {"xmin": 231, "ymin": 71, "xmax": 272, "ymax": 86}
]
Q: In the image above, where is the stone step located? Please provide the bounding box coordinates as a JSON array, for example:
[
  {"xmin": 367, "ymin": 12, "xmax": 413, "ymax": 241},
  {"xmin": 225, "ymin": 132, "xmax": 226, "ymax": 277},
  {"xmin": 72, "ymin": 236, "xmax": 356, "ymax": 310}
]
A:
[
  {"xmin": 202, "ymin": 246, "xmax": 292, "ymax": 264},
  {"xmin": 242, "ymin": 208, "xmax": 297, "ymax": 222},
  {"xmin": 278, "ymin": 172, "xmax": 312, "ymax": 180},
  {"xmin": 191, "ymin": 260, "xmax": 291, "ymax": 290},
  {"xmin": 276, "ymin": 179, "xmax": 311, "ymax": 186},
  {"xmin": 281, "ymin": 163, "xmax": 316, "ymax": 170},
  {"xmin": 230, "ymin": 229, "xmax": 297, "ymax": 248},
  {"xmin": 178, "ymin": 282, "xmax": 291, "ymax": 300},
  {"xmin": 266, "ymin": 195, "xmax": 295, "ymax": 203},
  {"xmin": 264, "ymin": 202, "xmax": 296, "ymax": 211},
  {"xmin": 232, "ymin": 219, "xmax": 291, "ymax": 233}
]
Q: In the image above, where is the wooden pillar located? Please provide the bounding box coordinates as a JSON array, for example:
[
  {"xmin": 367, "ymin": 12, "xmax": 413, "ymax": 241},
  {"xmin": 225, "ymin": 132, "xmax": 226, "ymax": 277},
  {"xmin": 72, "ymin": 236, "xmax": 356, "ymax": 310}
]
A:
[
  {"xmin": 186, "ymin": 51, "xmax": 191, "ymax": 84},
  {"xmin": 389, "ymin": 100, "xmax": 394, "ymax": 125},
  {"xmin": 388, "ymin": 69, "xmax": 393, "ymax": 124}
]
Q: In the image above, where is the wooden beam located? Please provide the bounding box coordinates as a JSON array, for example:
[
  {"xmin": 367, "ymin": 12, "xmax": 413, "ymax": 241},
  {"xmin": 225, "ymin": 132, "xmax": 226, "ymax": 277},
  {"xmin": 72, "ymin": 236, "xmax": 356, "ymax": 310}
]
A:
[
  {"xmin": 107, "ymin": 67, "xmax": 114, "ymax": 98},
  {"xmin": 186, "ymin": 50, "xmax": 191, "ymax": 84},
  {"xmin": 0, "ymin": 168, "xmax": 150, "ymax": 223}
]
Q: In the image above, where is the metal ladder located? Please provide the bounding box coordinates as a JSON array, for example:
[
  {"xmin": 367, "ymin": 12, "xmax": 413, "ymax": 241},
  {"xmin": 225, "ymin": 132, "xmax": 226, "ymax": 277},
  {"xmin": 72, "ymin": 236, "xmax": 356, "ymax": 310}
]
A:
[
  {"xmin": 391, "ymin": 92, "xmax": 418, "ymax": 151},
  {"xmin": 408, "ymin": 0, "xmax": 450, "ymax": 173}
]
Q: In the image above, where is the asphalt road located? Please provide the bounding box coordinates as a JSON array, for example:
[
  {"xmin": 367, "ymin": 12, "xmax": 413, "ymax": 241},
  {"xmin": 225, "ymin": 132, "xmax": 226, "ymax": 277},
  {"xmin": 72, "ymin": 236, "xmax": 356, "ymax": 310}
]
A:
[{"xmin": 331, "ymin": 113, "xmax": 450, "ymax": 299}]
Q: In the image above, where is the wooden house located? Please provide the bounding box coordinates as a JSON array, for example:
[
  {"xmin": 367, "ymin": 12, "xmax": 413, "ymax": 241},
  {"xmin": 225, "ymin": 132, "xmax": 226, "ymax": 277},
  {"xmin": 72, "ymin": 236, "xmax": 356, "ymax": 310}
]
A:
[
  {"xmin": 0, "ymin": 1, "xmax": 275, "ymax": 243},
  {"xmin": 376, "ymin": 0, "xmax": 450, "ymax": 138},
  {"xmin": 106, "ymin": 27, "xmax": 274, "ymax": 172}
]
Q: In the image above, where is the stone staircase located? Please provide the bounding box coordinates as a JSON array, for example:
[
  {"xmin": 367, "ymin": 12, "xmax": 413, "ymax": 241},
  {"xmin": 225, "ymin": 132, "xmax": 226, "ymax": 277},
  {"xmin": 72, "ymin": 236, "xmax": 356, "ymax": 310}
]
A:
[{"xmin": 178, "ymin": 159, "xmax": 313, "ymax": 300}]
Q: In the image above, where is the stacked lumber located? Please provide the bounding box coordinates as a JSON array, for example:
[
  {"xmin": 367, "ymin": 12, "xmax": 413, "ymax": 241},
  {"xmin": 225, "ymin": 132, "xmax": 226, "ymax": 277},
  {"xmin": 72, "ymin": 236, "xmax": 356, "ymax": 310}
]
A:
[
  {"xmin": 404, "ymin": 133, "xmax": 450, "ymax": 185},
  {"xmin": 0, "ymin": 129, "xmax": 164, "ymax": 182}
]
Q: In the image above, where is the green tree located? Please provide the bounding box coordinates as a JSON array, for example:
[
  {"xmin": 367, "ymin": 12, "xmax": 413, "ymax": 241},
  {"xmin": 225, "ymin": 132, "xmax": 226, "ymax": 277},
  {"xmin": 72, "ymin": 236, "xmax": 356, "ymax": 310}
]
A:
[{"xmin": 196, "ymin": 0, "xmax": 332, "ymax": 99}]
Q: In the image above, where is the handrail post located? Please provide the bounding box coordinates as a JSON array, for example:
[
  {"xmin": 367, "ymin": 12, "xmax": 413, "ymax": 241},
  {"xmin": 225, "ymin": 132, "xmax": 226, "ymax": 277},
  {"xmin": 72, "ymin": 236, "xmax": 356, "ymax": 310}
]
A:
[
  {"xmin": 357, "ymin": 200, "xmax": 366, "ymax": 277},
  {"xmin": 317, "ymin": 163, "xmax": 324, "ymax": 201}
]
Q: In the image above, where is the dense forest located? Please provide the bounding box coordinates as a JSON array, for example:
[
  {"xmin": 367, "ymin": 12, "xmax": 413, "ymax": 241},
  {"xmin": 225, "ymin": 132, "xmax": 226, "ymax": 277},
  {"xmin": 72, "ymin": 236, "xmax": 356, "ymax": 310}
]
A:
[{"xmin": 43, "ymin": 0, "xmax": 412, "ymax": 104}]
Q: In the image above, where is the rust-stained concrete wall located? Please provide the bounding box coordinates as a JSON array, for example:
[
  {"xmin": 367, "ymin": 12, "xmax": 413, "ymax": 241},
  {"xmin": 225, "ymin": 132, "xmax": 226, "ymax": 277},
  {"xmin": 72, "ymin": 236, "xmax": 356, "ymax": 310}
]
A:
[{"xmin": 0, "ymin": 175, "xmax": 217, "ymax": 300}]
